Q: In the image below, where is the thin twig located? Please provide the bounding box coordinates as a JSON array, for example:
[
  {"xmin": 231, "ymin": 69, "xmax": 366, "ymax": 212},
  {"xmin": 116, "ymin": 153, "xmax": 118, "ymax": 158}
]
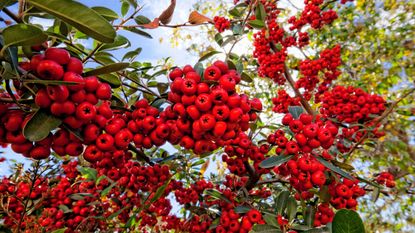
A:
[
  {"xmin": 2, "ymin": 8, "xmax": 22, "ymax": 23},
  {"xmin": 243, "ymin": 161, "xmax": 260, "ymax": 191}
]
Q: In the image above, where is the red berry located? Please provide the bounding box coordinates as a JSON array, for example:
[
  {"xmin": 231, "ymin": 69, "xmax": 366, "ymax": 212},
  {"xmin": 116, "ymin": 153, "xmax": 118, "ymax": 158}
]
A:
[
  {"xmin": 45, "ymin": 48, "xmax": 70, "ymax": 65},
  {"xmin": 37, "ymin": 60, "xmax": 64, "ymax": 80}
]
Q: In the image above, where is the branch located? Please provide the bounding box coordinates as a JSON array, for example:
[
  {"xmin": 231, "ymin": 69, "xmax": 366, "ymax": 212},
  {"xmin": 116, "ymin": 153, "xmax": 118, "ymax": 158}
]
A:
[
  {"xmin": 243, "ymin": 161, "xmax": 260, "ymax": 191},
  {"xmin": 257, "ymin": 177, "xmax": 290, "ymax": 185},
  {"xmin": 346, "ymin": 87, "xmax": 415, "ymax": 156},
  {"xmin": 2, "ymin": 8, "xmax": 22, "ymax": 23},
  {"xmin": 128, "ymin": 144, "xmax": 154, "ymax": 166}
]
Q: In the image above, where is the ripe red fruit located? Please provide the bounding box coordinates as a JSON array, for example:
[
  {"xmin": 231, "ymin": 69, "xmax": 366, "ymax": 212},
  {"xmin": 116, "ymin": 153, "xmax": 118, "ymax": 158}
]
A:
[
  {"xmin": 30, "ymin": 54, "xmax": 45, "ymax": 71},
  {"xmin": 182, "ymin": 64, "xmax": 194, "ymax": 74},
  {"xmin": 181, "ymin": 78, "xmax": 197, "ymax": 96},
  {"xmin": 76, "ymin": 102, "xmax": 96, "ymax": 121},
  {"xmin": 84, "ymin": 76, "xmax": 99, "ymax": 92},
  {"xmin": 185, "ymin": 71, "xmax": 201, "ymax": 83},
  {"xmin": 295, "ymin": 133, "xmax": 307, "ymax": 146},
  {"xmin": 195, "ymin": 93, "xmax": 212, "ymax": 112},
  {"xmin": 219, "ymin": 75, "xmax": 236, "ymax": 92},
  {"xmin": 83, "ymin": 124, "xmax": 100, "ymax": 142},
  {"xmin": 250, "ymin": 98, "xmax": 262, "ymax": 111},
  {"xmin": 37, "ymin": 60, "xmax": 64, "ymax": 80},
  {"xmin": 96, "ymin": 83, "xmax": 112, "ymax": 100},
  {"xmin": 45, "ymin": 47, "xmax": 70, "ymax": 65},
  {"xmin": 35, "ymin": 89, "xmax": 52, "ymax": 108},
  {"xmin": 212, "ymin": 105, "xmax": 230, "ymax": 120},
  {"xmin": 213, "ymin": 60, "xmax": 229, "ymax": 74},
  {"xmin": 303, "ymin": 123, "xmax": 319, "ymax": 138},
  {"xmin": 71, "ymin": 89, "xmax": 86, "ymax": 103},
  {"xmin": 213, "ymin": 121, "xmax": 227, "ymax": 137},
  {"xmin": 286, "ymin": 141, "xmax": 299, "ymax": 154},
  {"xmin": 83, "ymin": 145, "xmax": 103, "ymax": 162},
  {"xmin": 311, "ymin": 170, "xmax": 326, "ymax": 186},
  {"xmin": 62, "ymin": 101, "xmax": 76, "ymax": 115},
  {"xmin": 30, "ymin": 146, "xmax": 50, "ymax": 160},
  {"xmin": 299, "ymin": 113, "xmax": 313, "ymax": 125},
  {"xmin": 66, "ymin": 57, "xmax": 83, "ymax": 74},
  {"xmin": 186, "ymin": 105, "xmax": 201, "ymax": 120},
  {"xmin": 169, "ymin": 68, "xmax": 183, "ymax": 80},
  {"xmin": 229, "ymin": 108, "xmax": 243, "ymax": 122},
  {"xmin": 96, "ymin": 134, "xmax": 114, "ymax": 151},
  {"xmin": 204, "ymin": 65, "xmax": 221, "ymax": 81},
  {"xmin": 47, "ymin": 85, "xmax": 69, "ymax": 102},
  {"xmin": 65, "ymin": 142, "xmax": 84, "ymax": 156},
  {"xmin": 282, "ymin": 113, "xmax": 293, "ymax": 125},
  {"xmin": 63, "ymin": 72, "xmax": 85, "ymax": 91},
  {"xmin": 197, "ymin": 82, "xmax": 210, "ymax": 94},
  {"xmin": 199, "ymin": 114, "xmax": 216, "ymax": 131},
  {"xmin": 114, "ymin": 130, "xmax": 133, "ymax": 148},
  {"xmin": 210, "ymin": 88, "xmax": 228, "ymax": 105},
  {"xmin": 247, "ymin": 209, "xmax": 262, "ymax": 223},
  {"xmin": 289, "ymin": 120, "xmax": 304, "ymax": 133}
]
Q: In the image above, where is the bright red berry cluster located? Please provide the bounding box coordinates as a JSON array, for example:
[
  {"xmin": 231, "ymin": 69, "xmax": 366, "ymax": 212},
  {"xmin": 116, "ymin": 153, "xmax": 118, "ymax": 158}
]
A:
[
  {"xmin": 376, "ymin": 172, "xmax": 396, "ymax": 188},
  {"xmin": 288, "ymin": 0, "xmax": 338, "ymax": 30},
  {"xmin": 272, "ymin": 90, "xmax": 301, "ymax": 113},
  {"xmin": 213, "ymin": 16, "xmax": 231, "ymax": 32}
]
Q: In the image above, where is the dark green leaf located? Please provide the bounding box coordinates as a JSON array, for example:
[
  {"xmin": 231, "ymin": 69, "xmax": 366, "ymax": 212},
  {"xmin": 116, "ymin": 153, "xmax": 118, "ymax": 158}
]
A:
[
  {"xmin": 241, "ymin": 72, "xmax": 253, "ymax": 83},
  {"xmin": 248, "ymin": 19, "xmax": 265, "ymax": 29},
  {"xmin": 332, "ymin": 209, "xmax": 365, "ymax": 233},
  {"xmin": 125, "ymin": 27, "xmax": 153, "ymax": 39},
  {"xmin": 150, "ymin": 179, "xmax": 170, "ymax": 203},
  {"xmin": 194, "ymin": 62, "xmax": 204, "ymax": 77},
  {"xmin": 50, "ymin": 228, "xmax": 67, "ymax": 233},
  {"xmin": 229, "ymin": 7, "xmax": 242, "ymax": 17},
  {"xmin": 198, "ymin": 50, "xmax": 221, "ymax": 62},
  {"xmin": 2, "ymin": 24, "xmax": 47, "ymax": 49},
  {"xmin": 371, "ymin": 187, "xmax": 380, "ymax": 202},
  {"xmin": 84, "ymin": 62, "xmax": 129, "ymax": 76},
  {"xmin": 232, "ymin": 24, "xmax": 243, "ymax": 35},
  {"xmin": 204, "ymin": 189, "xmax": 232, "ymax": 204},
  {"xmin": 305, "ymin": 206, "xmax": 315, "ymax": 227},
  {"xmin": 99, "ymin": 74, "xmax": 121, "ymax": 87},
  {"xmin": 101, "ymin": 182, "xmax": 117, "ymax": 197},
  {"xmin": 214, "ymin": 33, "xmax": 223, "ymax": 46},
  {"xmin": 135, "ymin": 15, "xmax": 151, "ymax": 24},
  {"xmin": 151, "ymin": 98, "xmax": 167, "ymax": 109},
  {"xmin": 122, "ymin": 48, "xmax": 142, "ymax": 61},
  {"xmin": 288, "ymin": 106, "xmax": 304, "ymax": 119},
  {"xmin": 255, "ymin": 3, "xmax": 266, "ymax": 21},
  {"xmin": 27, "ymin": 0, "xmax": 116, "ymax": 43},
  {"xmin": 23, "ymin": 110, "xmax": 62, "ymax": 142},
  {"xmin": 100, "ymin": 35, "xmax": 130, "ymax": 51},
  {"xmin": 91, "ymin": 6, "xmax": 119, "ymax": 21},
  {"xmin": 313, "ymin": 156, "xmax": 355, "ymax": 180},
  {"xmin": 263, "ymin": 213, "xmax": 279, "ymax": 227},
  {"xmin": 286, "ymin": 197, "xmax": 297, "ymax": 221},
  {"xmin": 58, "ymin": 205, "xmax": 72, "ymax": 213},
  {"xmin": 276, "ymin": 191, "xmax": 290, "ymax": 214},
  {"xmin": 234, "ymin": 205, "xmax": 251, "ymax": 214},
  {"xmin": 121, "ymin": 1, "xmax": 129, "ymax": 16},
  {"xmin": 251, "ymin": 224, "xmax": 281, "ymax": 233},
  {"xmin": 259, "ymin": 154, "xmax": 294, "ymax": 168},
  {"xmin": 77, "ymin": 167, "xmax": 98, "ymax": 181}
]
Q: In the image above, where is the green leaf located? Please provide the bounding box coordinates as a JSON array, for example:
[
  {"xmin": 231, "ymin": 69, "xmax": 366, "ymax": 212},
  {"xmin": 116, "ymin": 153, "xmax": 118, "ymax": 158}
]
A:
[
  {"xmin": 125, "ymin": 27, "xmax": 153, "ymax": 39},
  {"xmin": 198, "ymin": 50, "xmax": 221, "ymax": 62},
  {"xmin": 100, "ymin": 35, "xmax": 130, "ymax": 51},
  {"xmin": 0, "ymin": 0, "xmax": 16, "ymax": 10},
  {"xmin": 2, "ymin": 24, "xmax": 48, "ymax": 49},
  {"xmin": 255, "ymin": 3, "xmax": 266, "ymax": 21},
  {"xmin": 214, "ymin": 33, "xmax": 223, "ymax": 46},
  {"xmin": 135, "ymin": 15, "xmax": 151, "ymax": 24},
  {"xmin": 101, "ymin": 182, "xmax": 117, "ymax": 197},
  {"xmin": 23, "ymin": 110, "xmax": 62, "ymax": 142},
  {"xmin": 99, "ymin": 74, "xmax": 121, "ymax": 87},
  {"xmin": 259, "ymin": 154, "xmax": 294, "ymax": 168},
  {"xmin": 91, "ymin": 6, "xmax": 119, "ymax": 21},
  {"xmin": 121, "ymin": 1, "xmax": 130, "ymax": 16},
  {"xmin": 332, "ymin": 209, "xmax": 365, "ymax": 233},
  {"xmin": 204, "ymin": 189, "xmax": 232, "ymax": 204},
  {"xmin": 77, "ymin": 166, "xmax": 98, "ymax": 181},
  {"xmin": 288, "ymin": 106, "xmax": 303, "ymax": 119},
  {"xmin": 313, "ymin": 156, "xmax": 355, "ymax": 181},
  {"xmin": 286, "ymin": 197, "xmax": 297, "ymax": 221},
  {"xmin": 234, "ymin": 205, "xmax": 251, "ymax": 214},
  {"xmin": 150, "ymin": 179, "xmax": 170, "ymax": 204},
  {"xmin": 229, "ymin": 7, "xmax": 242, "ymax": 17},
  {"xmin": 251, "ymin": 224, "xmax": 281, "ymax": 233},
  {"xmin": 232, "ymin": 24, "xmax": 243, "ymax": 35},
  {"xmin": 50, "ymin": 228, "xmax": 67, "ymax": 233},
  {"xmin": 27, "ymin": 0, "xmax": 116, "ymax": 43},
  {"xmin": 84, "ymin": 62, "xmax": 130, "ymax": 76},
  {"xmin": 263, "ymin": 213, "xmax": 279, "ymax": 227},
  {"xmin": 194, "ymin": 62, "xmax": 204, "ymax": 77},
  {"xmin": 276, "ymin": 191, "xmax": 290, "ymax": 214},
  {"xmin": 122, "ymin": 48, "xmax": 142, "ymax": 61},
  {"xmin": 241, "ymin": 72, "xmax": 253, "ymax": 83},
  {"xmin": 248, "ymin": 19, "xmax": 265, "ymax": 29},
  {"xmin": 304, "ymin": 205, "xmax": 315, "ymax": 227}
]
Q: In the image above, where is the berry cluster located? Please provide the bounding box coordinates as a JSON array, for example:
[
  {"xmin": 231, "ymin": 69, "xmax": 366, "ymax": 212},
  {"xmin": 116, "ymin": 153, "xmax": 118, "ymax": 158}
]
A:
[
  {"xmin": 272, "ymin": 90, "xmax": 301, "ymax": 113},
  {"xmin": 314, "ymin": 203, "xmax": 334, "ymax": 227},
  {"xmin": 213, "ymin": 16, "xmax": 231, "ymax": 33},
  {"xmin": 295, "ymin": 45, "xmax": 342, "ymax": 100},
  {"xmin": 288, "ymin": 0, "xmax": 338, "ymax": 30},
  {"xmin": 216, "ymin": 209, "xmax": 264, "ymax": 233},
  {"xmin": 320, "ymin": 85, "xmax": 386, "ymax": 123},
  {"xmin": 376, "ymin": 172, "xmax": 396, "ymax": 188},
  {"xmin": 328, "ymin": 178, "xmax": 365, "ymax": 209},
  {"xmin": 167, "ymin": 61, "xmax": 261, "ymax": 154}
]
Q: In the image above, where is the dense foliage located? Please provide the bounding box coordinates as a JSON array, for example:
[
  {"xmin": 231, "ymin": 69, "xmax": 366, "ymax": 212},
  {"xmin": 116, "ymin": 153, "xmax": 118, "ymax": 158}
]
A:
[{"xmin": 0, "ymin": 0, "xmax": 413, "ymax": 232}]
